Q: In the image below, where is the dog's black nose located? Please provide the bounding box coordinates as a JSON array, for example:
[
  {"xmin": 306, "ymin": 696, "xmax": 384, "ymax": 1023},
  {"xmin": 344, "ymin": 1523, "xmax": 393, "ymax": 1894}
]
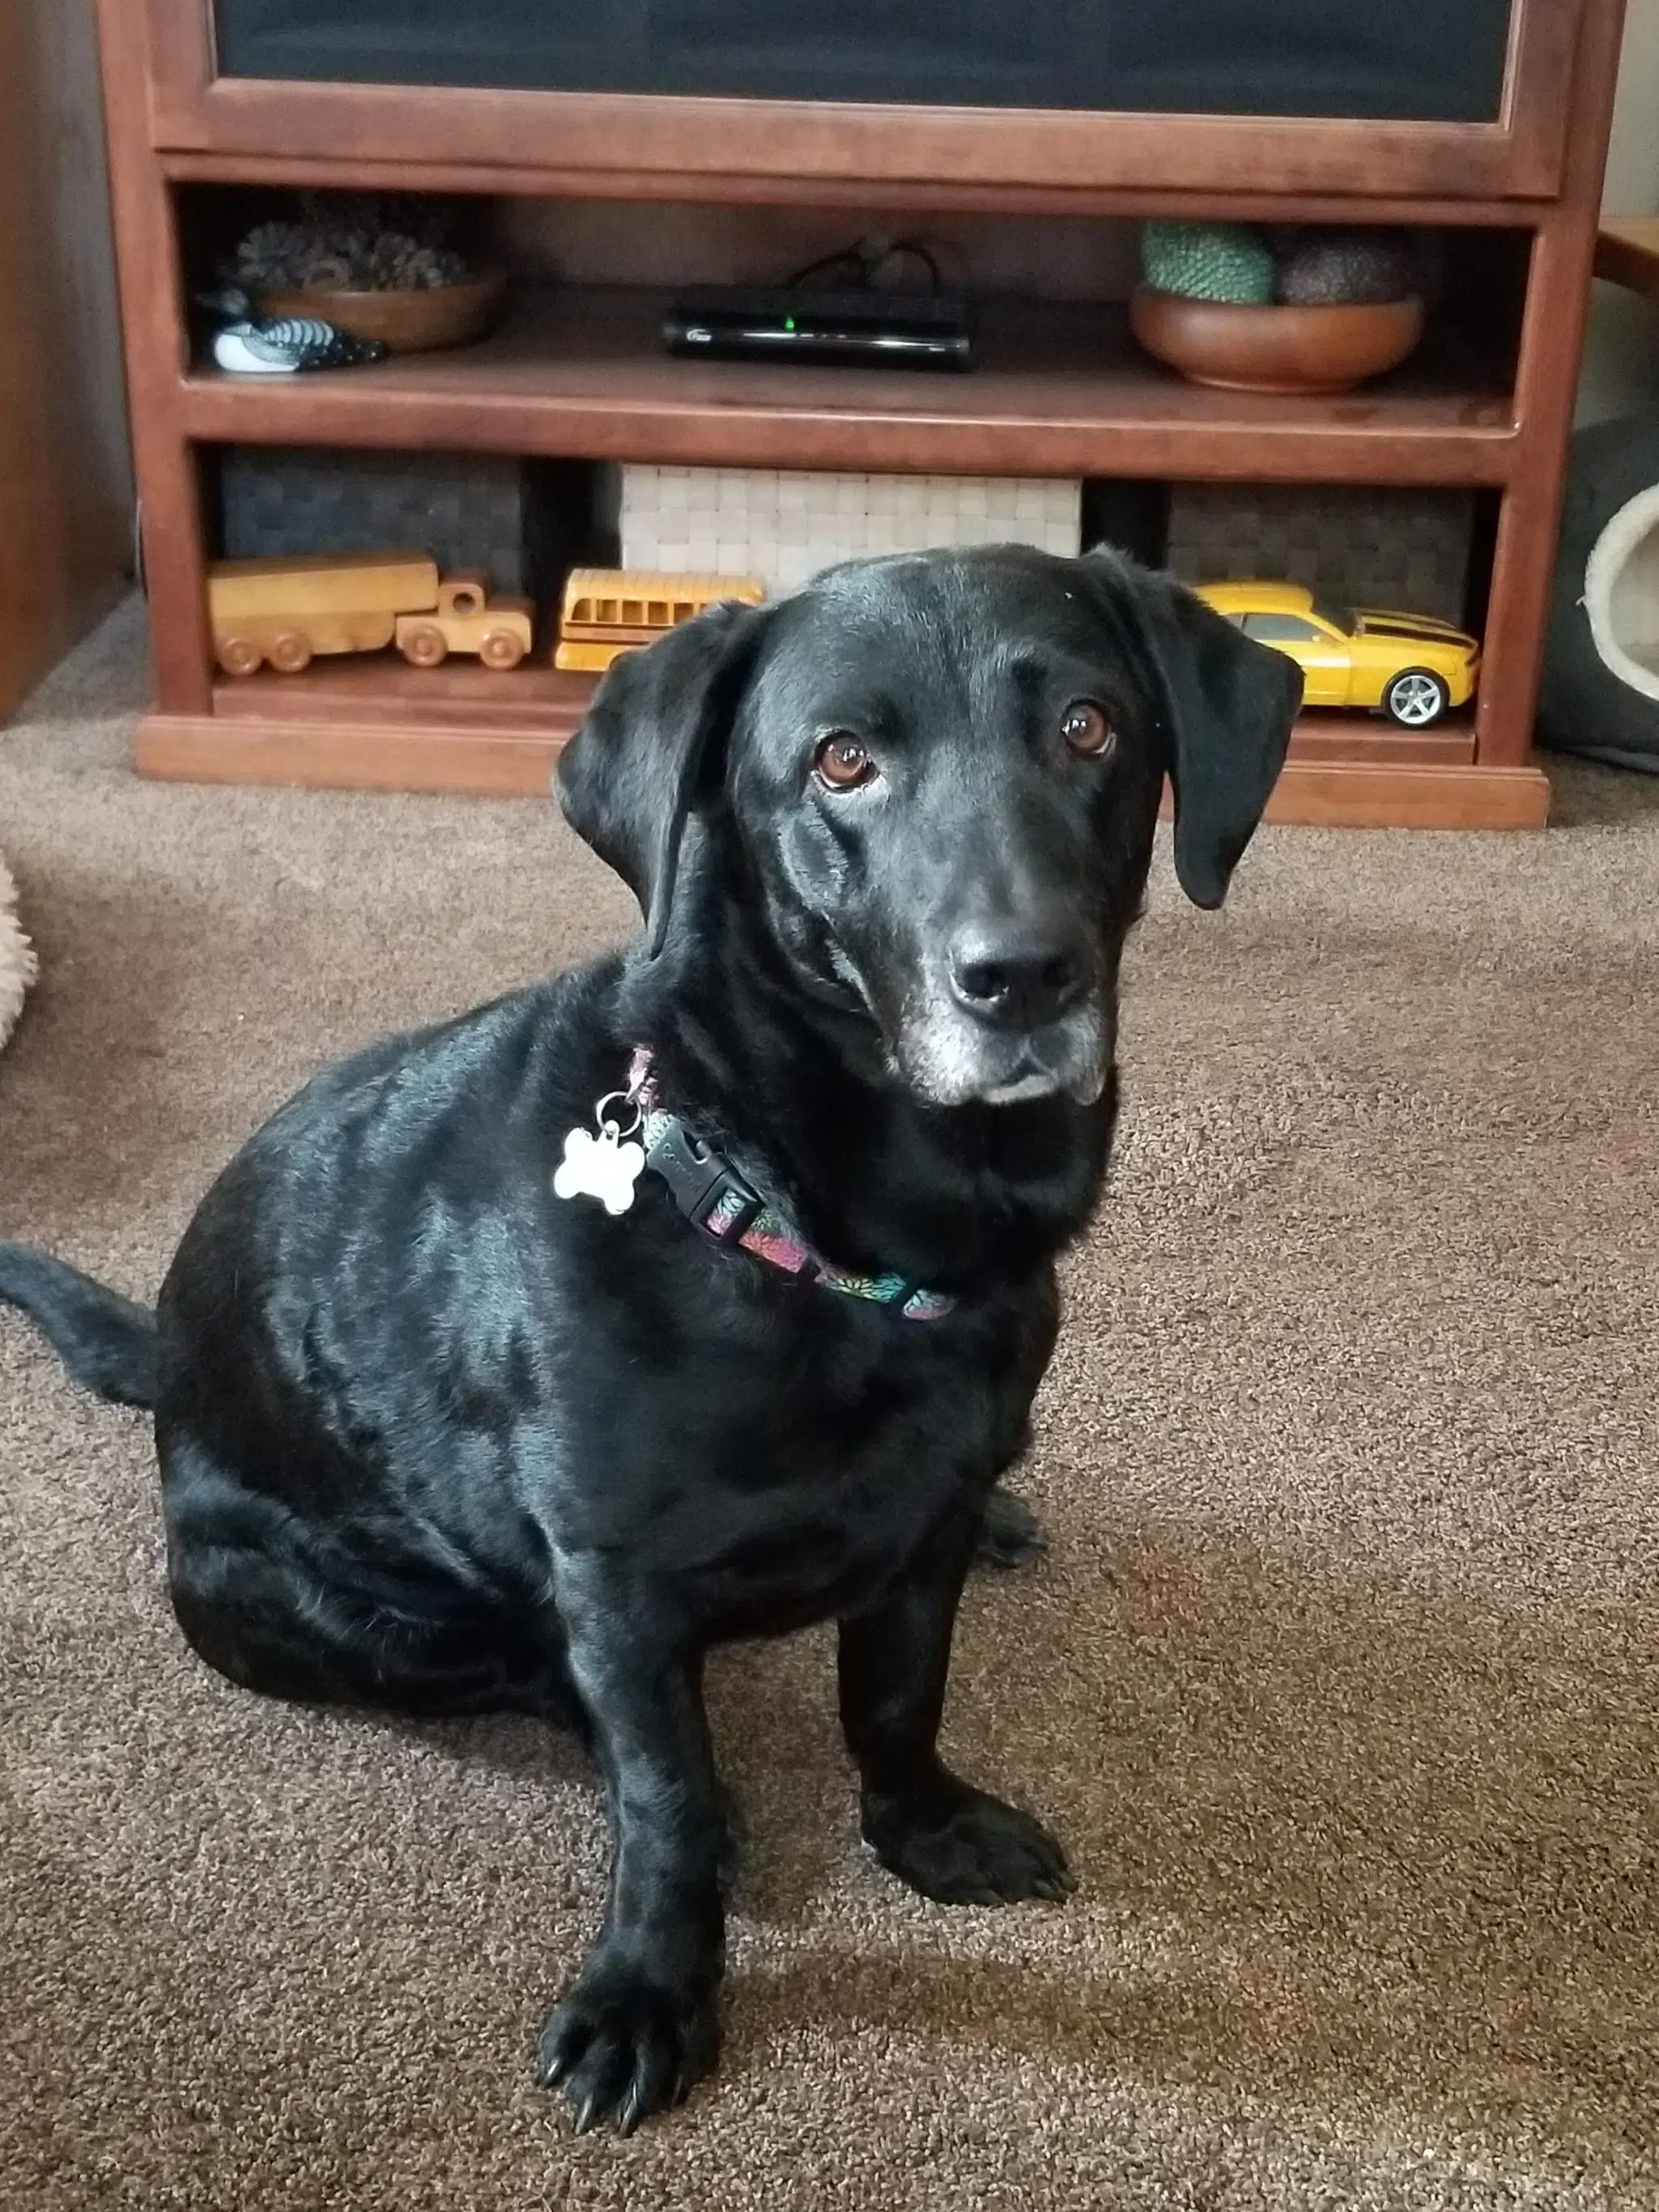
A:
[{"xmin": 949, "ymin": 929, "xmax": 1088, "ymax": 1031}]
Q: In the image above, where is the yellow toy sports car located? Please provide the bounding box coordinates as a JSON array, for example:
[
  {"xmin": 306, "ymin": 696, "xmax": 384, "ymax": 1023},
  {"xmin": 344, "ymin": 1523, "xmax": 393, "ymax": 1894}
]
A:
[{"xmin": 1195, "ymin": 581, "xmax": 1480, "ymax": 726}]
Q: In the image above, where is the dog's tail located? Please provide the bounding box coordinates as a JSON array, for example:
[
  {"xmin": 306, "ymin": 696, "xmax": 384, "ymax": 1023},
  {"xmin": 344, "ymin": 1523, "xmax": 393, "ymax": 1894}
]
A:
[{"xmin": 0, "ymin": 1244, "xmax": 158, "ymax": 1409}]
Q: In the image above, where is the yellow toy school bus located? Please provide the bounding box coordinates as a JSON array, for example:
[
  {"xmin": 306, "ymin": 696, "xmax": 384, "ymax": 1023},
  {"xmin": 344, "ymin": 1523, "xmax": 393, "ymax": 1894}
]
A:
[{"xmin": 555, "ymin": 568, "xmax": 765, "ymax": 673}]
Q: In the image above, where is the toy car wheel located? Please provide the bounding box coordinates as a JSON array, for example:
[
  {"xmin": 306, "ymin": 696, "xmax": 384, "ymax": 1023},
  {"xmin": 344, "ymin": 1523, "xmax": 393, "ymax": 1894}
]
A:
[
  {"xmin": 217, "ymin": 636, "xmax": 263, "ymax": 678},
  {"xmin": 479, "ymin": 628, "xmax": 527, "ymax": 671},
  {"xmin": 1383, "ymin": 668, "xmax": 1448, "ymax": 726},
  {"xmin": 268, "ymin": 632, "xmax": 313, "ymax": 675},
  {"xmin": 400, "ymin": 623, "xmax": 449, "ymax": 668}
]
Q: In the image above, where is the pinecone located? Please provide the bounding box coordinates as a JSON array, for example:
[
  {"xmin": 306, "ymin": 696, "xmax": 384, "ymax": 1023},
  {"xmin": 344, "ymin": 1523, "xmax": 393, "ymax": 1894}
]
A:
[{"xmin": 224, "ymin": 217, "xmax": 472, "ymax": 296}]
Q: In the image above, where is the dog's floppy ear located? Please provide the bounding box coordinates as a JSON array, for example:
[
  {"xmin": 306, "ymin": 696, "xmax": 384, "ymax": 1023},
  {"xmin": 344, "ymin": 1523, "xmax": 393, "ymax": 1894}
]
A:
[
  {"xmin": 556, "ymin": 599, "xmax": 768, "ymax": 955},
  {"xmin": 1083, "ymin": 550, "xmax": 1303, "ymax": 908}
]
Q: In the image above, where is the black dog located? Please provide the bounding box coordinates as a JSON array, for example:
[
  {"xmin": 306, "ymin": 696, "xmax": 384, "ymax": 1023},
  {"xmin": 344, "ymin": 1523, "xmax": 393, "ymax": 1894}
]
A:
[{"xmin": 0, "ymin": 546, "xmax": 1299, "ymax": 2133}]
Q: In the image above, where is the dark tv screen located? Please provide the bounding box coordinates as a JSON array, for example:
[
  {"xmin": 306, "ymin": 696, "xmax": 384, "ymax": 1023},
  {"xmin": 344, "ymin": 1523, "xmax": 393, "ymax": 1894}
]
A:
[{"xmin": 212, "ymin": 2, "xmax": 1514, "ymax": 123}]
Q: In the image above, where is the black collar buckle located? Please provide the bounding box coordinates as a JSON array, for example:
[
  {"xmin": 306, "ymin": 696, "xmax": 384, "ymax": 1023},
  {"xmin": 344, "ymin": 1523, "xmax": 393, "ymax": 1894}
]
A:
[{"xmin": 644, "ymin": 1114, "xmax": 765, "ymax": 1240}]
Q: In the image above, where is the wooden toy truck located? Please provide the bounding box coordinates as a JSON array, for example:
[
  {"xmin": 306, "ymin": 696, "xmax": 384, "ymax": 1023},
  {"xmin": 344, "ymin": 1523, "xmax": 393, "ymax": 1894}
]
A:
[
  {"xmin": 208, "ymin": 551, "xmax": 532, "ymax": 676},
  {"xmin": 395, "ymin": 573, "xmax": 533, "ymax": 670}
]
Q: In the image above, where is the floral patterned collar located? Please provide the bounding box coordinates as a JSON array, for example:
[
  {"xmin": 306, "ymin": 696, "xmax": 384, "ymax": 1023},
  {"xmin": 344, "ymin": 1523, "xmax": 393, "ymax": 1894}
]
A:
[{"xmin": 630, "ymin": 1049, "xmax": 956, "ymax": 1323}]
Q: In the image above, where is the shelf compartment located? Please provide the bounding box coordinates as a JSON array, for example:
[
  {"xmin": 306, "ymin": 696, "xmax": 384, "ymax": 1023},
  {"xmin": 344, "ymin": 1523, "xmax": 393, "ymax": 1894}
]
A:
[{"xmin": 179, "ymin": 287, "xmax": 1520, "ymax": 487}]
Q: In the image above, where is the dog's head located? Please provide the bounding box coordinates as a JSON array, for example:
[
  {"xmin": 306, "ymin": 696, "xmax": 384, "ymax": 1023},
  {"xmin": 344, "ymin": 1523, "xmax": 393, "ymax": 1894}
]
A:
[{"xmin": 559, "ymin": 546, "xmax": 1300, "ymax": 1108}]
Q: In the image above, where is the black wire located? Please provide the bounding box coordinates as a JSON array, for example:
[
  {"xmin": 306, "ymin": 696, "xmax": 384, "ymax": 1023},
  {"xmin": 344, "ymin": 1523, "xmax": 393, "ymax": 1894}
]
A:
[
  {"xmin": 783, "ymin": 236, "xmax": 943, "ymax": 292},
  {"xmin": 783, "ymin": 244, "xmax": 867, "ymax": 289},
  {"xmin": 883, "ymin": 240, "xmax": 943, "ymax": 291}
]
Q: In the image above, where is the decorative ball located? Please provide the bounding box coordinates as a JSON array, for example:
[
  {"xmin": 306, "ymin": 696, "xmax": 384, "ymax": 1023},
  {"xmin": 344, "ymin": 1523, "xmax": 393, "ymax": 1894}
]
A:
[
  {"xmin": 1274, "ymin": 229, "xmax": 1420, "ymax": 307},
  {"xmin": 1141, "ymin": 222, "xmax": 1276, "ymax": 307}
]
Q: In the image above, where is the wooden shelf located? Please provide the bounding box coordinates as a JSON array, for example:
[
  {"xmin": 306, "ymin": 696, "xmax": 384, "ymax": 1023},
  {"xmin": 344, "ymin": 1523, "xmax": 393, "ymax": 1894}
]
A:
[
  {"xmin": 136, "ymin": 659, "xmax": 1518, "ymax": 820},
  {"xmin": 1288, "ymin": 711, "xmax": 1474, "ymax": 766},
  {"xmin": 179, "ymin": 286, "xmax": 1519, "ymax": 486},
  {"xmin": 136, "ymin": 720, "xmax": 1543, "ymax": 825},
  {"xmin": 134, "ymin": 656, "xmax": 591, "ymax": 794},
  {"xmin": 100, "ymin": 0, "xmax": 1627, "ymax": 830},
  {"xmin": 211, "ymin": 656, "xmax": 594, "ymax": 734}
]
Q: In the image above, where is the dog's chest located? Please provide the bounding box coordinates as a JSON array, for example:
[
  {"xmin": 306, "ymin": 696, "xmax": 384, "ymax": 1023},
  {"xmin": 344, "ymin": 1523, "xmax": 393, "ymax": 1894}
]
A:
[{"xmin": 565, "ymin": 1295, "xmax": 1028, "ymax": 1635}]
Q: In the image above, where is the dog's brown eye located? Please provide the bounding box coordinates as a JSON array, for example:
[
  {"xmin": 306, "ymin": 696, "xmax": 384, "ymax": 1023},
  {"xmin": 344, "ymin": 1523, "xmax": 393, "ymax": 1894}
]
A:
[
  {"xmin": 815, "ymin": 732, "xmax": 877, "ymax": 789},
  {"xmin": 1061, "ymin": 701, "xmax": 1113, "ymax": 759}
]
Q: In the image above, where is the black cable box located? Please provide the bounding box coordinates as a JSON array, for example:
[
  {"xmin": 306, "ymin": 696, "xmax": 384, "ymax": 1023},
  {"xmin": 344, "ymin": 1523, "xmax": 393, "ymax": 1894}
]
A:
[{"xmin": 664, "ymin": 288, "xmax": 976, "ymax": 371}]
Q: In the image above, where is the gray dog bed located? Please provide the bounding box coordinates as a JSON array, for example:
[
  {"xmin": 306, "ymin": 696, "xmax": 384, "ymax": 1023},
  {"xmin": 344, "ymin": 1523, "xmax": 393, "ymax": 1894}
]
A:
[{"xmin": 1540, "ymin": 416, "xmax": 1659, "ymax": 772}]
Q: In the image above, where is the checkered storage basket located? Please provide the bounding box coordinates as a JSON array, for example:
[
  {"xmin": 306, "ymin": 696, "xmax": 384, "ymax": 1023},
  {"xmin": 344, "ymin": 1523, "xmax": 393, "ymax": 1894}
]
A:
[
  {"xmin": 1165, "ymin": 484, "xmax": 1476, "ymax": 627},
  {"xmin": 615, "ymin": 466, "xmax": 1083, "ymax": 594},
  {"xmin": 220, "ymin": 448, "xmax": 543, "ymax": 598}
]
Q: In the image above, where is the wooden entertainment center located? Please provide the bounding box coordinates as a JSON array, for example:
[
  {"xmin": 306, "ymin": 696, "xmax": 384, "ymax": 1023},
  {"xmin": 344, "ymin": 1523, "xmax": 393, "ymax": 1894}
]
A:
[{"xmin": 94, "ymin": 0, "xmax": 1627, "ymax": 827}]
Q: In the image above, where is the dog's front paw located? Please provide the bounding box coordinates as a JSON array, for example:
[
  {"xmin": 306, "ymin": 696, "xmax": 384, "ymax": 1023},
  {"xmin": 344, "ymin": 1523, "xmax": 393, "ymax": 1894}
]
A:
[
  {"xmin": 536, "ymin": 1957, "xmax": 720, "ymax": 2134},
  {"xmin": 864, "ymin": 1783, "xmax": 1075, "ymax": 1907},
  {"xmin": 974, "ymin": 1485, "xmax": 1047, "ymax": 1571}
]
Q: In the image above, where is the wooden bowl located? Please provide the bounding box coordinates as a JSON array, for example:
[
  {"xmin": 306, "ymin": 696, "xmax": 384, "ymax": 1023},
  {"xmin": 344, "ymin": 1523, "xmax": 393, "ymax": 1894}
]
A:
[
  {"xmin": 255, "ymin": 270, "xmax": 508, "ymax": 354},
  {"xmin": 1129, "ymin": 286, "xmax": 1425, "ymax": 396}
]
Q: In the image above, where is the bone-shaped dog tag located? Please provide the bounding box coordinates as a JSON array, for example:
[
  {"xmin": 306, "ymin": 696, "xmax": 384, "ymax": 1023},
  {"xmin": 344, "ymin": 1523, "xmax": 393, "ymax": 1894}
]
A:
[{"xmin": 552, "ymin": 1125, "xmax": 646, "ymax": 1216}]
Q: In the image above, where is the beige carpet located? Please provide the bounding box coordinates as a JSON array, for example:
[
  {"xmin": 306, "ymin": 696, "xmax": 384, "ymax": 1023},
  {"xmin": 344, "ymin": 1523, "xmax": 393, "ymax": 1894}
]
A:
[{"xmin": 2, "ymin": 599, "xmax": 1656, "ymax": 2211}]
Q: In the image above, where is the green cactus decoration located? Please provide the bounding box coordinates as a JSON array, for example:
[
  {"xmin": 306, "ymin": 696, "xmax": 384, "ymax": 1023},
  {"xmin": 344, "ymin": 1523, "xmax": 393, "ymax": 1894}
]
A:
[{"xmin": 1141, "ymin": 221, "xmax": 1276, "ymax": 306}]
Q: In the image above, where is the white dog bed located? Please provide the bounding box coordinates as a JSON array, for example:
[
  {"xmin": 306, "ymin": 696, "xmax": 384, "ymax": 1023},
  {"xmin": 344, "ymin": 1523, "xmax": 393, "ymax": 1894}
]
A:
[{"xmin": 0, "ymin": 854, "xmax": 38, "ymax": 1051}]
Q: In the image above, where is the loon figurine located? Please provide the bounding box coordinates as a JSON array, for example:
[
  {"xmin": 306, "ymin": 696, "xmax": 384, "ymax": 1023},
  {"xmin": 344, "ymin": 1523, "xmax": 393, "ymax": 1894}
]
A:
[{"xmin": 198, "ymin": 287, "xmax": 386, "ymax": 375}]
